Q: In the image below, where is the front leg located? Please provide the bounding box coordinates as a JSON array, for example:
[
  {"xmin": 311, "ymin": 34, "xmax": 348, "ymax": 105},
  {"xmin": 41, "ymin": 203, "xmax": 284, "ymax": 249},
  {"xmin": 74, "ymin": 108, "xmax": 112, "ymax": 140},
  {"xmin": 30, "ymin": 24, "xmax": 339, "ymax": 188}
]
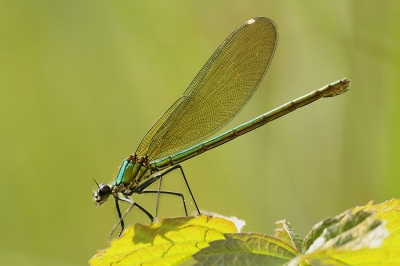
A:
[{"xmin": 110, "ymin": 196, "xmax": 154, "ymax": 241}]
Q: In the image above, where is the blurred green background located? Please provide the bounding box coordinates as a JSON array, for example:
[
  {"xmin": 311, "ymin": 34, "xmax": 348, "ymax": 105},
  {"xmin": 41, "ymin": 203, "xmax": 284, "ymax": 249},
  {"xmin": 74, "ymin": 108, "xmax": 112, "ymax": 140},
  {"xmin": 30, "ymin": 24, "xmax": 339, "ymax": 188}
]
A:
[{"xmin": 1, "ymin": 1, "xmax": 399, "ymax": 265}]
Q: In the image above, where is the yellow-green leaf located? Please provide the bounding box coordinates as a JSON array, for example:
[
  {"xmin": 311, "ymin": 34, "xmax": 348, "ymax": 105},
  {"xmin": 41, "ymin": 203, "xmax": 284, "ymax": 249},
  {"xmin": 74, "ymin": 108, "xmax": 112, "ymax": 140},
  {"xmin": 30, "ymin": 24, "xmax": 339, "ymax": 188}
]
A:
[{"xmin": 89, "ymin": 215, "xmax": 237, "ymax": 266}]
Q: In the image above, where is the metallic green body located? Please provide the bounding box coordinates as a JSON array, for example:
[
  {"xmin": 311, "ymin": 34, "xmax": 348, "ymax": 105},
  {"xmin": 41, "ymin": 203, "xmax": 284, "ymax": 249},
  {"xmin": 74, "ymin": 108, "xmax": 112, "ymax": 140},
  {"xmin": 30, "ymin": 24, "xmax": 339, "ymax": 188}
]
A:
[{"xmin": 150, "ymin": 78, "xmax": 350, "ymax": 172}]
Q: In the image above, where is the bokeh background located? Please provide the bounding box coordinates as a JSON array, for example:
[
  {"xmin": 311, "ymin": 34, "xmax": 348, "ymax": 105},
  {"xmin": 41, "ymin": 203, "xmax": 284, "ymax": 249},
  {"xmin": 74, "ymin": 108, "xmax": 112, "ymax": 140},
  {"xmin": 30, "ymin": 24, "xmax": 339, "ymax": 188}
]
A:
[{"xmin": 1, "ymin": 1, "xmax": 399, "ymax": 265}]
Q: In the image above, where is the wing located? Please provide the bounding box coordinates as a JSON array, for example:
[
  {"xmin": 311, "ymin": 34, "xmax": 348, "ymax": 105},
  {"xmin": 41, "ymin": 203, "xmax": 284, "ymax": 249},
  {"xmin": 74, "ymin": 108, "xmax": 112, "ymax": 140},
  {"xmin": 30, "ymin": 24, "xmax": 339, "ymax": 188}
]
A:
[{"xmin": 135, "ymin": 17, "xmax": 278, "ymax": 161}]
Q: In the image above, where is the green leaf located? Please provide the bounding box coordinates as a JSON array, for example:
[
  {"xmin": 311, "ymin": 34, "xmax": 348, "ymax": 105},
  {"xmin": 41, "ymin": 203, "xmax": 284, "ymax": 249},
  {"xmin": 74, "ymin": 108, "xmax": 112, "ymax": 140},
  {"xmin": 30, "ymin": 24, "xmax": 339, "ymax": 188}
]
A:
[
  {"xmin": 274, "ymin": 219, "xmax": 303, "ymax": 253},
  {"xmin": 302, "ymin": 209, "xmax": 384, "ymax": 254},
  {"xmin": 192, "ymin": 233, "xmax": 298, "ymax": 266},
  {"xmin": 290, "ymin": 199, "xmax": 400, "ymax": 266},
  {"xmin": 89, "ymin": 215, "xmax": 237, "ymax": 266}
]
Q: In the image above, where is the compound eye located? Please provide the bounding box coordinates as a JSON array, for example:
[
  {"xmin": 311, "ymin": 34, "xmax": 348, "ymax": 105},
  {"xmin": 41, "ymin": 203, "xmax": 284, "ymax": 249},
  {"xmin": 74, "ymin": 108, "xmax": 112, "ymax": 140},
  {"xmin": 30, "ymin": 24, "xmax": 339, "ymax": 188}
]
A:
[
  {"xmin": 94, "ymin": 184, "xmax": 111, "ymax": 205},
  {"xmin": 98, "ymin": 184, "xmax": 111, "ymax": 197}
]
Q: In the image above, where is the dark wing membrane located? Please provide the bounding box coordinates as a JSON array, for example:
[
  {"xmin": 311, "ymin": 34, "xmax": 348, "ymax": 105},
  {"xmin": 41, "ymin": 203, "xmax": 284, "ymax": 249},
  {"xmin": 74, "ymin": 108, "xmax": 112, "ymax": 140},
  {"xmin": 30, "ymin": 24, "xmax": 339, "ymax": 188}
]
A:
[{"xmin": 136, "ymin": 17, "xmax": 278, "ymax": 161}]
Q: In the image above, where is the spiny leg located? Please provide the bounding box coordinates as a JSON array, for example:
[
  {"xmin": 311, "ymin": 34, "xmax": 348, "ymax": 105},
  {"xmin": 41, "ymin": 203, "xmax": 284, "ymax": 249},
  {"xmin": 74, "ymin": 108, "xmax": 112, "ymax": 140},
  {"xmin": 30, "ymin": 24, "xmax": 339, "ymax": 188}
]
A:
[
  {"xmin": 114, "ymin": 198, "xmax": 125, "ymax": 237},
  {"xmin": 110, "ymin": 196, "xmax": 154, "ymax": 241},
  {"xmin": 140, "ymin": 190, "xmax": 188, "ymax": 218},
  {"xmin": 139, "ymin": 164, "xmax": 201, "ymax": 219},
  {"xmin": 173, "ymin": 164, "xmax": 201, "ymax": 216}
]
